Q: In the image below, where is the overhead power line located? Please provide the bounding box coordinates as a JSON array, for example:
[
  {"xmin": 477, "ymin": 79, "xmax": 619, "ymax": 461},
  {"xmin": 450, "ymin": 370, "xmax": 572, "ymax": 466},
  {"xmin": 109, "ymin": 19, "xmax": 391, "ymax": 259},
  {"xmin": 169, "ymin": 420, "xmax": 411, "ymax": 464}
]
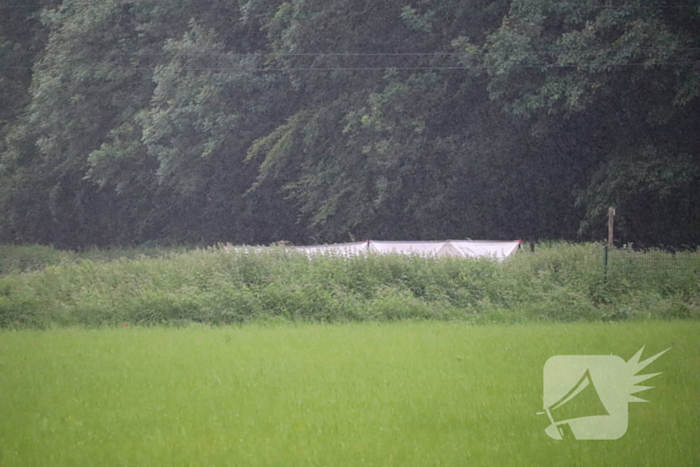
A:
[
  {"xmin": 4, "ymin": 47, "xmax": 699, "ymax": 57},
  {"xmin": 4, "ymin": 61, "xmax": 697, "ymax": 72},
  {"xmin": 1, "ymin": 0, "xmax": 699, "ymax": 9}
]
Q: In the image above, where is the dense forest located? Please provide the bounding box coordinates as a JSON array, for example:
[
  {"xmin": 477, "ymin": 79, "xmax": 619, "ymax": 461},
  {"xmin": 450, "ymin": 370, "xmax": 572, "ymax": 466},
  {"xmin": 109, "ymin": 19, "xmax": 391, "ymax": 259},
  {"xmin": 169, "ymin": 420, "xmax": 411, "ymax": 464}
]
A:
[{"xmin": 1, "ymin": 0, "xmax": 698, "ymax": 248}]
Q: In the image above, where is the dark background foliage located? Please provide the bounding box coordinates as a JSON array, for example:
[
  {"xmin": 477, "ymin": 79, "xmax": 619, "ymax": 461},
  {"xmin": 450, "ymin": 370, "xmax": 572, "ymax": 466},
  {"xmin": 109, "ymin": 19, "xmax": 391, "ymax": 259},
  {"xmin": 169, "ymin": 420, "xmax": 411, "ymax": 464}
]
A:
[{"xmin": 1, "ymin": 0, "xmax": 698, "ymax": 248}]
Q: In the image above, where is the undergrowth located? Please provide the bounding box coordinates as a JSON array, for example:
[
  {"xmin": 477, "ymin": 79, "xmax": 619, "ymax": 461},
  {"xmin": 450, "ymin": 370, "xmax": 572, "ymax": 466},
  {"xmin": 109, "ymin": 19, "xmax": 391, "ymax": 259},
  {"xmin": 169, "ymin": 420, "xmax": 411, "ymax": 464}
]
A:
[{"xmin": 0, "ymin": 243, "xmax": 698, "ymax": 328}]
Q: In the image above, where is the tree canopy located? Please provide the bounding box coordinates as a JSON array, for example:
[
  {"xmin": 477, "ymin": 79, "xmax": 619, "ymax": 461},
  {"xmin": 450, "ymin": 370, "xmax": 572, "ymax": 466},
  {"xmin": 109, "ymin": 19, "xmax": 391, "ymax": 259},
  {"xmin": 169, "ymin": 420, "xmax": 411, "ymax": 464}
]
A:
[{"xmin": 1, "ymin": 0, "xmax": 698, "ymax": 248}]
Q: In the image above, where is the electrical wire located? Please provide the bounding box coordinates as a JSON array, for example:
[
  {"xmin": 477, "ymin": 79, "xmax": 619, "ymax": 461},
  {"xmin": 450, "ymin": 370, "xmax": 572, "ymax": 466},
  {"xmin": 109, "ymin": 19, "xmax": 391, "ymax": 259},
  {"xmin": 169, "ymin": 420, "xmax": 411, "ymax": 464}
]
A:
[
  {"xmin": 1, "ymin": 1, "xmax": 698, "ymax": 9},
  {"xmin": 4, "ymin": 48, "xmax": 699, "ymax": 57},
  {"xmin": 2, "ymin": 61, "xmax": 697, "ymax": 72}
]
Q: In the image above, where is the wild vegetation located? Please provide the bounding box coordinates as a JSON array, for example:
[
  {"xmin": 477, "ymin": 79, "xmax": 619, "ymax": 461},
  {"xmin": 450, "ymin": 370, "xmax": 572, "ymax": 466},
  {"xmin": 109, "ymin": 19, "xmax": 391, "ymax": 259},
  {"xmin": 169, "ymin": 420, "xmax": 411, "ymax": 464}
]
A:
[
  {"xmin": 1, "ymin": 0, "xmax": 698, "ymax": 248},
  {"xmin": 1, "ymin": 243, "xmax": 697, "ymax": 328}
]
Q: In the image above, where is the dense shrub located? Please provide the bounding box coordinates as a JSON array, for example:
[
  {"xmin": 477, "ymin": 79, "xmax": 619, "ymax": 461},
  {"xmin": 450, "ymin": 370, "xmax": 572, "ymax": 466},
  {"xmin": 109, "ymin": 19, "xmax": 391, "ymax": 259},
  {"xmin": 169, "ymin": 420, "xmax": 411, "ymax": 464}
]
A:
[{"xmin": 0, "ymin": 243, "xmax": 697, "ymax": 328}]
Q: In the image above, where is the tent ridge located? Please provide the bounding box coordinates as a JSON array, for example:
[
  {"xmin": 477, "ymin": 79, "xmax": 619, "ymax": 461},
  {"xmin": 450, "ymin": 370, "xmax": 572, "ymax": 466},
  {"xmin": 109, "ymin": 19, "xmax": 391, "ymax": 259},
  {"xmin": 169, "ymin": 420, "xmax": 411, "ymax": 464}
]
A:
[{"xmin": 295, "ymin": 239, "xmax": 521, "ymax": 261}]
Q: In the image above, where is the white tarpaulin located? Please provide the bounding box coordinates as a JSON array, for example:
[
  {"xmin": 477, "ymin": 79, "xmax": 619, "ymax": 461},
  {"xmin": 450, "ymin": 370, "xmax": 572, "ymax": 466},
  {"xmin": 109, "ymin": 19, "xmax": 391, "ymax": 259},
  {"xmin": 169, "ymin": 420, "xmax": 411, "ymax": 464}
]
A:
[
  {"xmin": 295, "ymin": 240, "xmax": 521, "ymax": 261},
  {"xmin": 295, "ymin": 241, "xmax": 369, "ymax": 257}
]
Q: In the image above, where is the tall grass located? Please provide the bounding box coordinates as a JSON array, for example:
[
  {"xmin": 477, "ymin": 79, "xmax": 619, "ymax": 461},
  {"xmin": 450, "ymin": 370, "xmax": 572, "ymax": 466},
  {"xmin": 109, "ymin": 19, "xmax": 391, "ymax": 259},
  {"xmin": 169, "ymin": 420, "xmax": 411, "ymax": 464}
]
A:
[
  {"xmin": 0, "ymin": 243, "xmax": 698, "ymax": 328},
  {"xmin": 0, "ymin": 244, "xmax": 185, "ymax": 275}
]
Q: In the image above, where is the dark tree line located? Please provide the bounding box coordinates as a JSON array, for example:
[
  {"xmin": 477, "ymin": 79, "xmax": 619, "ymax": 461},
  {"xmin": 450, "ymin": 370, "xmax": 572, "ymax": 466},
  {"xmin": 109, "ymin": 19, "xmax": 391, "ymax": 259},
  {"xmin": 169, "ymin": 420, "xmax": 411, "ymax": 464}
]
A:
[{"xmin": 1, "ymin": 0, "xmax": 698, "ymax": 248}]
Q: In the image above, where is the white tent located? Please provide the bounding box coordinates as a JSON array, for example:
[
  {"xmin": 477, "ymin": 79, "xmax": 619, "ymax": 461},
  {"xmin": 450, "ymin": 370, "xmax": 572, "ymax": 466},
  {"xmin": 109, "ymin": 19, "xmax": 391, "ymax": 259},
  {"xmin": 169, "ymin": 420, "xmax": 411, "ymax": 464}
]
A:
[{"xmin": 295, "ymin": 240, "xmax": 521, "ymax": 261}]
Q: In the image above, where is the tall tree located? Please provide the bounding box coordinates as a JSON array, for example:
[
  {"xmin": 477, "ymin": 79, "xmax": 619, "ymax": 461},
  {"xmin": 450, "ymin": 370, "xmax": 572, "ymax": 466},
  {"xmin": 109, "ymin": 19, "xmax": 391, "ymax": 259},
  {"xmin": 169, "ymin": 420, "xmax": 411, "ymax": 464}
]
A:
[
  {"xmin": 247, "ymin": 0, "xmax": 547, "ymax": 241},
  {"xmin": 2, "ymin": 0, "xmax": 698, "ymax": 247},
  {"xmin": 480, "ymin": 0, "xmax": 700, "ymax": 246}
]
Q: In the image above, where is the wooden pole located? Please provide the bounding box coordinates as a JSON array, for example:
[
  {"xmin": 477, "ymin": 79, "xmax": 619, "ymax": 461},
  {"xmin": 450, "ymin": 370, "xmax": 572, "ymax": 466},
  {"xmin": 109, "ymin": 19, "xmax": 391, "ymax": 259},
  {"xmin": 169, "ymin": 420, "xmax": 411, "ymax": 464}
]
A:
[{"xmin": 607, "ymin": 207, "xmax": 615, "ymax": 248}]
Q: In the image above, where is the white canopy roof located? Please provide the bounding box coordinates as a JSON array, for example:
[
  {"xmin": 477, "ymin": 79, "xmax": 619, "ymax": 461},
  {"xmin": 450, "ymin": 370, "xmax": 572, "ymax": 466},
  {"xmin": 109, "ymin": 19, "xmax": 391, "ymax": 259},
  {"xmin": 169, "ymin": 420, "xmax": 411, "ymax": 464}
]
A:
[{"xmin": 295, "ymin": 240, "xmax": 521, "ymax": 261}]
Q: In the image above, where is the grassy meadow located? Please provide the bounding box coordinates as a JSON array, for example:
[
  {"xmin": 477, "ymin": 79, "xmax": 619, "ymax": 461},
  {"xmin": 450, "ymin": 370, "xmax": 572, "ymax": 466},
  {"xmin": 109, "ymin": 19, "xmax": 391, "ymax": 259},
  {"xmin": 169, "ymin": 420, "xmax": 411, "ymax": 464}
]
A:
[{"xmin": 1, "ymin": 321, "xmax": 698, "ymax": 467}]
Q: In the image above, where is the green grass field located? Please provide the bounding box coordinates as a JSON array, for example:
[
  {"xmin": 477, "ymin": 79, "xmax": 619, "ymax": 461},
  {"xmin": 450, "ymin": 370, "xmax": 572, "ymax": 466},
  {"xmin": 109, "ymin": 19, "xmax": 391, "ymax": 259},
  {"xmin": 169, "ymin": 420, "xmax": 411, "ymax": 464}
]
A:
[{"xmin": 1, "ymin": 321, "xmax": 698, "ymax": 466}]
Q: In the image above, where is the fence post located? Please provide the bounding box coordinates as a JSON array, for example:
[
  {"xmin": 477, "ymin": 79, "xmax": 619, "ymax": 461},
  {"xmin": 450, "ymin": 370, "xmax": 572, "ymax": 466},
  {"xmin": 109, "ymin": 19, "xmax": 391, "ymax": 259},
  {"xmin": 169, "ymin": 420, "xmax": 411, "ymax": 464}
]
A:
[
  {"xmin": 607, "ymin": 207, "xmax": 615, "ymax": 248},
  {"xmin": 603, "ymin": 245, "xmax": 609, "ymax": 283}
]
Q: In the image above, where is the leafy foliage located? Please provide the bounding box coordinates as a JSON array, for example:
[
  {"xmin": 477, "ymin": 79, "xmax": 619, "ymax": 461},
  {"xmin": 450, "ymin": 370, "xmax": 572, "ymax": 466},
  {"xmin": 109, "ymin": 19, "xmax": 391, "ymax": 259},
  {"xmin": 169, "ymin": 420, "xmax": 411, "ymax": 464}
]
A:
[
  {"xmin": 0, "ymin": 0, "xmax": 698, "ymax": 247},
  {"xmin": 0, "ymin": 243, "xmax": 698, "ymax": 328},
  {"xmin": 480, "ymin": 0, "xmax": 700, "ymax": 245}
]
